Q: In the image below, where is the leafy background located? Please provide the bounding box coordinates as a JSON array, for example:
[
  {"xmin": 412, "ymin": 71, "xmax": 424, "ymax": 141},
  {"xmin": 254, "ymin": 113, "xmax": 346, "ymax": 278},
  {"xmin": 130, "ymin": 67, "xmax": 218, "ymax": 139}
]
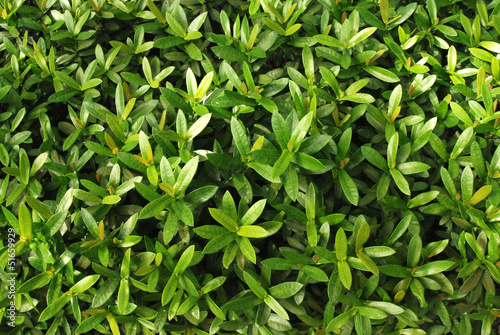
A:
[{"xmin": 1, "ymin": 0, "xmax": 500, "ymax": 334}]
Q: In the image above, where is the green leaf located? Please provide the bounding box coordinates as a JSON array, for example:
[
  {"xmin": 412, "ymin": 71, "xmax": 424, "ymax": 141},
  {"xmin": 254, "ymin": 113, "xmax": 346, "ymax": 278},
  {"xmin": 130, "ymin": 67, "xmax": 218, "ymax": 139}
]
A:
[
  {"xmin": 55, "ymin": 71, "xmax": 81, "ymax": 90},
  {"xmin": 18, "ymin": 203, "xmax": 32, "ymax": 241},
  {"xmin": 356, "ymin": 222, "xmax": 370, "ymax": 252},
  {"xmin": 397, "ymin": 162, "xmax": 431, "ymax": 175},
  {"xmin": 407, "ymin": 191, "xmax": 439, "ymax": 208},
  {"xmin": 287, "ymin": 67, "xmax": 309, "ymax": 89},
  {"xmin": 261, "ymin": 258, "xmax": 297, "ymax": 270},
  {"xmin": 139, "ymin": 194, "xmax": 175, "ymax": 219},
  {"xmin": 357, "ymin": 252, "xmax": 379, "ymax": 276},
  {"xmin": 388, "ymin": 85, "xmax": 402, "ymax": 117},
  {"xmin": 173, "ymin": 245, "xmax": 195, "ymax": 275},
  {"xmin": 272, "ymin": 112, "xmax": 291, "ymax": 150},
  {"xmin": 174, "ymin": 156, "xmax": 199, "ymax": 196},
  {"xmin": 203, "ymin": 231, "xmax": 236, "ymax": 254},
  {"xmin": 364, "ymin": 246, "xmax": 396, "ymax": 258},
  {"xmin": 361, "ymin": 146, "xmax": 388, "ymax": 171},
  {"xmin": 291, "ymin": 152, "xmax": 325, "ymax": 171},
  {"xmin": 305, "ymin": 183, "xmax": 316, "ymax": 221},
  {"xmin": 390, "ymin": 168, "xmax": 411, "ymax": 195},
  {"xmin": 231, "ymin": 118, "xmax": 251, "ymax": 156},
  {"xmin": 117, "ymin": 152, "xmax": 148, "ymax": 173},
  {"xmin": 102, "ymin": 195, "xmax": 121, "ymax": 205},
  {"xmin": 26, "ymin": 196, "xmax": 53, "ymax": 219},
  {"xmin": 48, "ymin": 89, "xmax": 79, "ymax": 103},
  {"xmin": 75, "ymin": 315, "xmax": 107, "ymax": 333},
  {"xmin": 71, "ymin": 274, "xmax": 100, "ymax": 293},
  {"xmin": 450, "ymin": 102, "xmax": 473, "ymax": 127},
  {"xmin": 364, "ymin": 301, "xmax": 404, "ymax": 315},
  {"xmin": 336, "ymin": 228, "xmax": 348, "ymax": 261},
  {"xmin": 81, "ymin": 208, "xmax": 99, "ymax": 239},
  {"xmin": 39, "ymin": 292, "xmax": 72, "ymax": 322},
  {"xmin": 461, "ymin": 166, "xmax": 473, "ymax": 203},
  {"xmin": 465, "ymin": 233, "xmax": 485, "ymax": 260},
  {"xmin": 237, "ymin": 225, "xmax": 268, "ymax": 238},
  {"xmin": 290, "ymin": 112, "xmax": 314, "ymax": 150},
  {"xmin": 92, "ymin": 278, "xmax": 120, "ymax": 308},
  {"xmin": 160, "ymin": 87, "xmax": 193, "ymax": 114},
  {"xmin": 237, "ymin": 236, "xmax": 256, "ymax": 263},
  {"xmin": 17, "ymin": 271, "xmax": 54, "ymax": 294},
  {"xmin": 412, "ymin": 260, "xmax": 455, "ymax": 277},
  {"xmin": 209, "ymin": 208, "xmax": 239, "ymax": 232},
  {"xmin": 269, "ymin": 282, "xmax": 303, "ymax": 299},
  {"xmin": 357, "ymin": 306, "xmax": 387, "ymax": 320},
  {"xmin": 347, "ymin": 27, "xmax": 377, "ymax": 48},
  {"xmin": 337, "ymin": 128, "xmax": 352, "ymax": 160},
  {"xmin": 240, "ymin": 199, "xmax": 266, "ymax": 226},
  {"xmin": 426, "ymin": 0, "xmax": 437, "ymax": 23},
  {"xmin": 19, "ymin": 149, "xmax": 30, "ymax": 185},
  {"xmin": 407, "ymin": 234, "xmax": 422, "ymax": 269},
  {"xmin": 306, "ymin": 219, "xmax": 318, "ymax": 248},
  {"xmin": 314, "ymin": 34, "xmax": 345, "ymax": 48},
  {"xmin": 387, "ymin": 132, "xmax": 399, "ymax": 168},
  {"xmin": 165, "ymin": 12, "xmax": 186, "ymax": 37},
  {"xmin": 264, "ymin": 295, "xmax": 289, "ymax": 320},
  {"xmin": 212, "ymin": 46, "xmax": 247, "ymax": 62},
  {"xmin": 303, "ymin": 265, "xmax": 329, "ymax": 282},
  {"xmin": 272, "ymin": 149, "xmax": 295, "ymax": 179},
  {"xmin": 450, "ymin": 127, "xmax": 473, "ymax": 159},
  {"xmin": 243, "ymin": 271, "xmax": 267, "ymax": 299},
  {"xmin": 326, "ymin": 308, "xmax": 356, "ymax": 332},
  {"xmin": 171, "ymin": 200, "xmax": 194, "ymax": 226},
  {"xmin": 263, "ymin": 17, "xmax": 286, "ymax": 35},
  {"xmin": 339, "ymin": 169, "xmax": 359, "ymax": 206},
  {"xmin": 469, "ymin": 185, "xmax": 492, "ymax": 206},
  {"xmin": 161, "ymin": 275, "xmax": 179, "ymax": 306},
  {"xmin": 364, "ymin": 66, "xmax": 400, "ymax": 83},
  {"xmin": 195, "ymin": 72, "xmax": 214, "ymax": 101},
  {"xmin": 379, "ymin": 264, "xmax": 411, "ymax": 277}
]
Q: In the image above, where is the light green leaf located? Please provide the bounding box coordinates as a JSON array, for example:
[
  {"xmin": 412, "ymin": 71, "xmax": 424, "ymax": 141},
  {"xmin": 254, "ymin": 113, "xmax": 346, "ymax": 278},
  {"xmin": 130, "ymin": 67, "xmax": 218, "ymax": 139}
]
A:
[
  {"xmin": 339, "ymin": 169, "xmax": 359, "ymax": 206},
  {"xmin": 390, "ymin": 168, "xmax": 411, "ymax": 195},
  {"xmin": 231, "ymin": 117, "xmax": 251, "ymax": 156},
  {"xmin": 209, "ymin": 208, "xmax": 239, "ymax": 232},
  {"xmin": 361, "ymin": 146, "xmax": 388, "ymax": 171},
  {"xmin": 450, "ymin": 127, "xmax": 474, "ymax": 159},
  {"xmin": 272, "ymin": 149, "xmax": 295, "ymax": 179},
  {"xmin": 39, "ymin": 292, "xmax": 72, "ymax": 322},
  {"xmin": 407, "ymin": 191, "xmax": 439, "ymax": 208},
  {"xmin": 237, "ymin": 236, "xmax": 256, "ymax": 263},
  {"xmin": 166, "ymin": 12, "xmax": 186, "ymax": 37},
  {"xmin": 269, "ymin": 282, "xmax": 303, "ymax": 299},
  {"xmin": 450, "ymin": 102, "xmax": 473, "ymax": 127},
  {"xmin": 347, "ymin": 27, "xmax": 377, "ymax": 48},
  {"xmin": 70, "ymin": 274, "xmax": 100, "ymax": 293},
  {"xmin": 326, "ymin": 308, "xmax": 356, "ymax": 332},
  {"xmin": 387, "ymin": 132, "xmax": 399, "ymax": 168},
  {"xmin": 335, "ymin": 228, "xmax": 348, "ymax": 261},
  {"xmin": 237, "ymin": 225, "xmax": 268, "ymax": 238},
  {"xmin": 364, "ymin": 65, "xmax": 400, "ymax": 83},
  {"xmin": 264, "ymin": 295, "xmax": 289, "ymax": 320},
  {"xmin": 412, "ymin": 260, "xmax": 455, "ymax": 277},
  {"xmin": 397, "ymin": 162, "xmax": 431, "ymax": 175},
  {"xmin": 303, "ymin": 265, "xmax": 329, "ymax": 282},
  {"xmin": 240, "ymin": 199, "xmax": 266, "ymax": 226},
  {"xmin": 174, "ymin": 156, "xmax": 199, "ymax": 196},
  {"xmin": 173, "ymin": 245, "xmax": 195, "ymax": 275},
  {"xmin": 139, "ymin": 195, "xmax": 175, "ymax": 219},
  {"xmin": 243, "ymin": 271, "xmax": 267, "ymax": 299}
]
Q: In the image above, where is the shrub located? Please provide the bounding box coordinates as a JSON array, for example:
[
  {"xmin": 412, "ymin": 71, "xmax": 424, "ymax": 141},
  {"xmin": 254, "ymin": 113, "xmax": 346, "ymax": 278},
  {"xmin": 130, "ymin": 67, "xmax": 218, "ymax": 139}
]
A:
[{"xmin": 1, "ymin": 0, "xmax": 500, "ymax": 334}]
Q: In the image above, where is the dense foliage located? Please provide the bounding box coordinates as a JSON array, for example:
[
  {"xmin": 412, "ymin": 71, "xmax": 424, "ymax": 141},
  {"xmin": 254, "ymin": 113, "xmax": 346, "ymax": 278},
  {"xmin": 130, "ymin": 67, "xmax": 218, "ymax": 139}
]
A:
[{"xmin": 1, "ymin": 0, "xmax": 500, "ymax": 334}]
